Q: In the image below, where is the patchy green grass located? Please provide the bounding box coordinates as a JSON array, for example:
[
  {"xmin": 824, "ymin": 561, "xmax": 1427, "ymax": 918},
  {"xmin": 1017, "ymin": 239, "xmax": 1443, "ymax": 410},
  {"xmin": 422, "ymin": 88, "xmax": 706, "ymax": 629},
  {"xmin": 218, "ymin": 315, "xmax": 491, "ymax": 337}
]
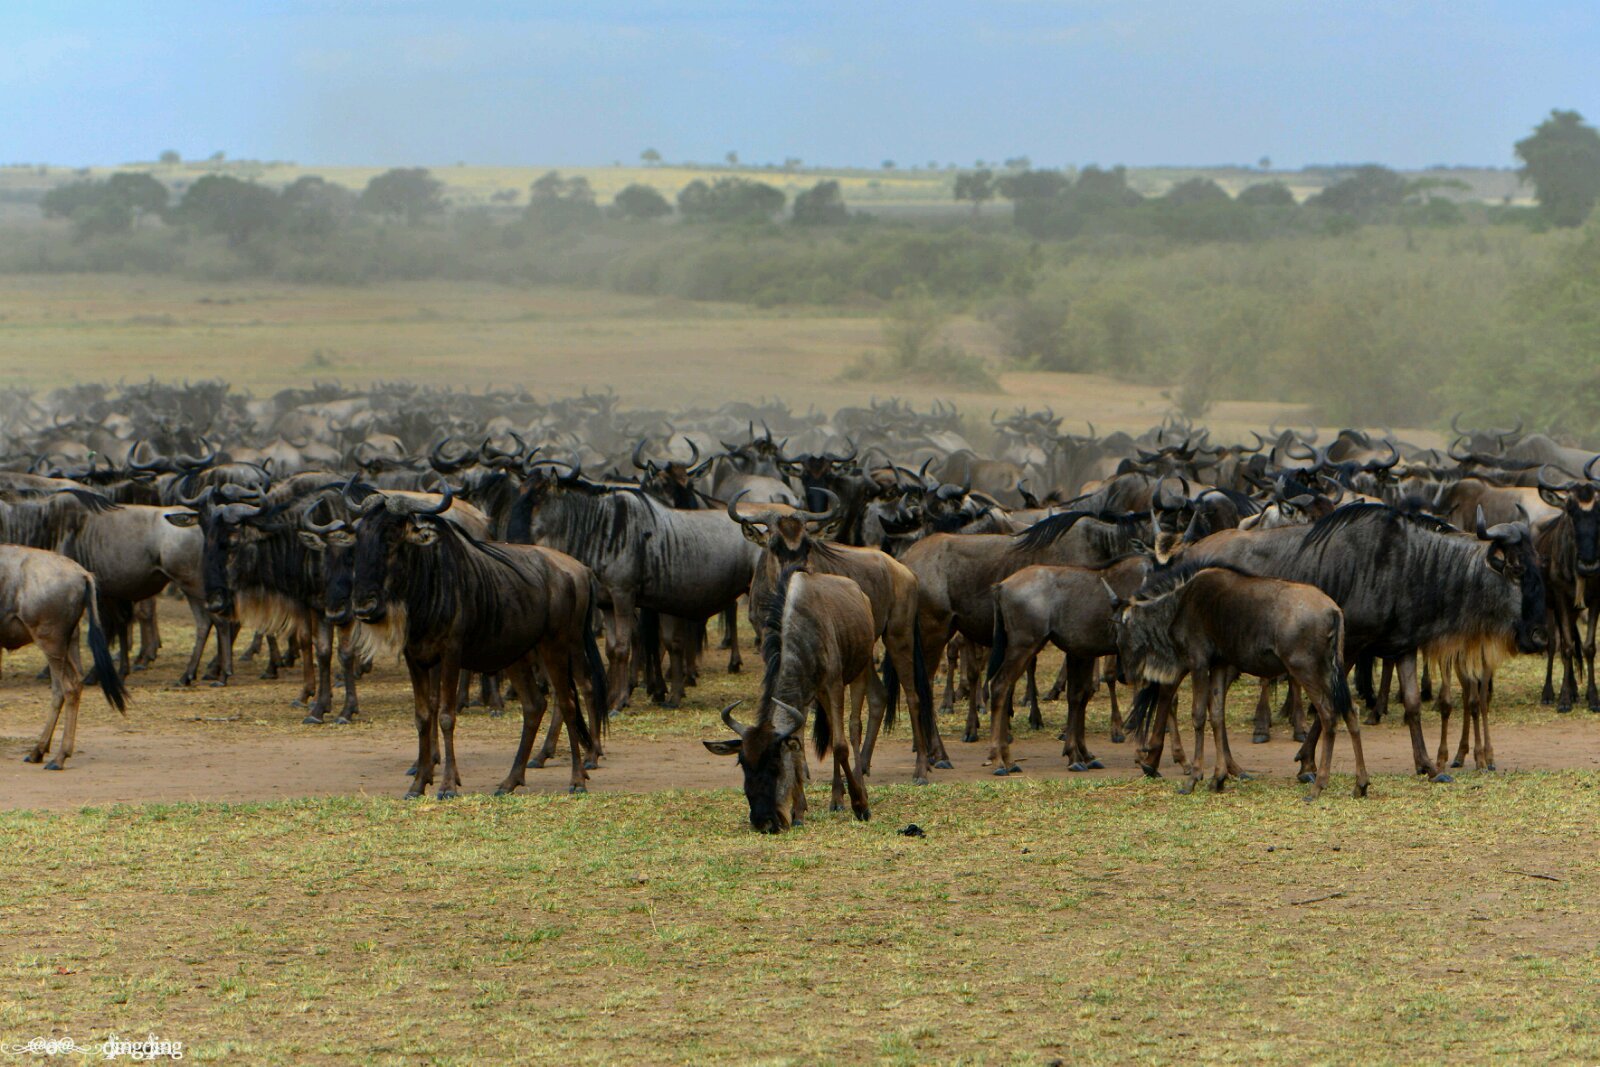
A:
[{"xmin": 3, "ymin": 773, "xmax": 1600, "ymax": 1063}]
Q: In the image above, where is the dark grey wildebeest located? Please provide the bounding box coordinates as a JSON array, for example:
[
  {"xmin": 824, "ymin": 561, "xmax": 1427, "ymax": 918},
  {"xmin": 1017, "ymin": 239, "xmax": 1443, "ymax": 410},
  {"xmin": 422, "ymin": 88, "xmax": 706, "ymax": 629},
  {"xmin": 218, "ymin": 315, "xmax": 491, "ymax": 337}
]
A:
[{"xmin": 3, "ymin": 545, "xmax": 128, "ymax": 770}]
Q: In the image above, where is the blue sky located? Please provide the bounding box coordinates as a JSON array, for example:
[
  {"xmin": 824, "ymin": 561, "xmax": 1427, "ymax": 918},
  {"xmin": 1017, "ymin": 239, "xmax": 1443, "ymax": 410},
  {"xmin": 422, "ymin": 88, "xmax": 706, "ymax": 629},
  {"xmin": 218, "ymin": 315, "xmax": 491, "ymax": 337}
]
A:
[{"xmin": 3, "ymin": 1, "xmax": 1597, "ymax": 169}]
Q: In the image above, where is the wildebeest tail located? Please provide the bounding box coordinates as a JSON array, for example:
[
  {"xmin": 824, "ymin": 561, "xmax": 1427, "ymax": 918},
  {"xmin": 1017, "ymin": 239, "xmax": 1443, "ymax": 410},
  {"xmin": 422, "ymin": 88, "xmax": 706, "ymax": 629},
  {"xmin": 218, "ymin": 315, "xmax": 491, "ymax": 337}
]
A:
[
  {"xmin": 985, "ymin": 595, "xmax": 1009, "ymax": 686},
  {"xmin": 582, "ymin": 579, "xmax": 609, "ymax": 736},
  {"xmin": 812, "ymin": 699, "xmax": 831, "ymax": 760},
  {"xmin": 1328, "ymin": 620, "xmax": 1353, "ymax": 719},
  {"xmin": 84, "ymin": 578, "xmax": 127, "ymax": 714},
  {"xmin": 880, "ymin": 647, "xmax": 898, "ymax": 733},
  {"xmin": 1124, "ymin": 682, "xmax": 1161, "ymax": 736},
  {"xmin": 1354, "ymin": 651, "xmax": 1376, "ymax": 708}
]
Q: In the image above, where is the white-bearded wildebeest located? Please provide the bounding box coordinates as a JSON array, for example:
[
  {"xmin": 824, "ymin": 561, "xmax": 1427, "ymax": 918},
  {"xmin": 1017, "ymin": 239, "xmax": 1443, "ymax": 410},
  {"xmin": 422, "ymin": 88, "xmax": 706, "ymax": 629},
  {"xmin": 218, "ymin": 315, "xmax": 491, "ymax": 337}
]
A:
[
  {"xmin": 727, "ymin": 491, "xmax": 946, "ymax": 784},
  {"xmin": 349, "ymin": 488, "xmax": 609, "ymax": 798},
  {"xmin": 703, "ymin": 566, "xmax": 877, "ymax": 832},
  {"xmin": 900, "ymin": 509, "xmax": 1151, "ymax": 744},
  {"xmin": 3, "ymin": 545, "xmax": 128, "ymax": 770},
  {"xmin": 1534, "ymin": 463, "xmax": 1600, "ymax": 713},
  {"xmin": 0, "ymin": 487, "xmax": 217, "ymax": 686},
  {"xmin": 984, "ymin": 555, "xmax": 1155, "ymax": 775},
  {"xmin": 1175, "ymin": 503, "xmax": 1547, "ymax": 782},
  {"xmin": 507, "ymin": 465, "xmax": 756, "ymax": 712},
  {"xmin": 1114, "ymin": 563, "xmax": 1366, "ymax": 800}
]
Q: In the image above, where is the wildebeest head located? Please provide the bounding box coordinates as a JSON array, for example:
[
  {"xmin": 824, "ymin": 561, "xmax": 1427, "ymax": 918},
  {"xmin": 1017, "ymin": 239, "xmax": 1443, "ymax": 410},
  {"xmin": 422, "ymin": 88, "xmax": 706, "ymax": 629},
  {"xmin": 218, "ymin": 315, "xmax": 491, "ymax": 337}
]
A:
[
  {"xmin": 298, "ymin": 495, "xmax": 360, "ymax": 625},
  {"xmin": 726, "ymin": 489, "xmax": 841, "ymax": 560},
  {"xmin": 1149, "ymin": 477, "xmax": 1191, "ymax": 563},
  {"xmin": 1108, "ymin": 574, "xmax": 1185, "ymax": 685},
  {"xmin": 1475, "ymin": 505, "xmax": 1548, "ymax": 654},
  {"xmin": 703, "ymin": 699, "xmax": 808, "ymax": 833},
  {"xmin": 163, "ymin": 485, "xmax": 271, "ymax": 615},
  {"xmin": 1539, "ymin": 462, "xmax": 1600, "ymax": 576},
  {"xmin": 633, "ymin": 438, "xmax": 712, "ymax": 509},
  {"xmin": 350, "ymin": 486, "xmax": 453, "ymax": 623}
]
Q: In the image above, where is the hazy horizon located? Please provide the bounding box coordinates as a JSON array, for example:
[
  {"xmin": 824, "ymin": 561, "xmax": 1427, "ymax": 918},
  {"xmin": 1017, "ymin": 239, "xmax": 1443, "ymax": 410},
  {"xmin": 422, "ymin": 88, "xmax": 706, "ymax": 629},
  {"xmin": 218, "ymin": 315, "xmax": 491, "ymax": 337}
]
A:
[{"xmin": 5, "ymin": 2, "xmax": 1598, "ymax": 171}]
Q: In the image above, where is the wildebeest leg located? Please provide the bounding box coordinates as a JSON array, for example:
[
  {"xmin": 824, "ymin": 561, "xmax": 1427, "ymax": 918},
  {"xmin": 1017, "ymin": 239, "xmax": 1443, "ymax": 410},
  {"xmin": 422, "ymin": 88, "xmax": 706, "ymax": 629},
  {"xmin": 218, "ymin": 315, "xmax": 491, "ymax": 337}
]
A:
[
  {"xmin": 303, "ymin": 618, "xmax": 335, "ymax": 724},
  {"xmin": 1167, "ymin": 687, "xmax": 1189, "ymax": 770},
  {"xmin": 986, "ymin": 649, "xmax": 1020, "ymax": 775},
  {"xmin": 133, "ymin": 597, "xmax": 160, "ymax": 670},
  {"xmin": 1340, "ymin": 690, "xmax": 1371, "ymax": 798},
  {"xmin": 496, "ymin": 659, "xmax": 549, "ymax": 795},
  {"xmin": 963, "ymin": 646, "xmax": 985, "ymax": 745},
  {"xmin": 1104, "ymin": 658, "xmax": 1125, "ymax": 743},
  {"xmin": 1207, "ymin": 671, "xmax": 1234, "ymax": 792},
  {"xmin": 239, "ymin": 630, "xmax": 264, "ymax": 664},
  {"xmin": 1024, "ymin": 655, "xmax": 1043, "ymax": 729},
  {"xmin": 830, "ymin": 680, "xmax": 870, "ymax": 821},
  {"xmin": 1585, "ymin": 604, "xmax": 1600, "ymax": 711},
  {"xmin": 1305, "ymin": 695, "xmax": 1336, "ymax": 802},
  {"xmin": 434, "ymin": 659, "xmax": 465, "ymax": 798},
  {"xmin": 1399, "ymin": 654, "xmax": 1448, "ymax": 781},
  {"xmin": 403, "ymin": 657, "xmax": 438, "ymax": 798},
  {"xmin": 483, "ymin": 672, "xmax": 505, "ymax": 717},
  {"xmin": 1252, "ymin": 678, "xmax": 1275, "ymax": 743},
  {"xmin": 1478, "ymin": 675, "xmax": 1496, "ymax": 771},
  {"xmin": 605, "ymin": 595, "xmax": 636, "ymax": 712},
  {"xmin": 1376, "ymin": 658, "xmax": 1394, "ymax": 723},
  {"xmin": 1558, "ymin": 608, "xmax": 1579, "ymax": 712},
  {"xmin": 336, "ymin": 624, "xmax": 360, "ymax": 723},
  {"xmin": 1541, "ymin": 614, "xmax": 1558, "ymax": 705},
  {"xmin": 858, "ymin": 665, "xmax": 888, "ymax": 777},
  {"xmin": 25, "ymin": 638, "xmax": 70, "ymax": 766},
  {"xmin": 539, "ymin": 641, "xmax": 591, "ymax": 794},
  {"xmin": 1063, "ymin": 657, "xmax": 1100, "ymax": 771},
  {"xmin": 261, "ymin": 634, "xmax": 282, "ymax": 679},
  {"xmin": 217, "ymin": 617, "xmax": 237, "ymax": 685},
  {"xmin": 1288, "ymin": 681, "xmax": 1306, "ymax": 743},
  {"xmin": 177, "ymin": 596, "xmax": 212, "ymax": 687},
  {"xmin": 1179, "ymin": 672, "xmax": 1209, "ymax": 795},
  {"xmin": 723, "ymin": 604, "xmax": 742, "ymax": 674},
  {"xmin": 1454, "ymin": 675, "xmax": 1478, "ymax": 769},
  {"xmin": 940, "ymin": 635, "xmax": 961, "ymax": 719},
  {"xmin": 1420, "ymin": 659, "xmax": 1433, "ymax": 702},
  {"xmin": 1435, "ymin": 664, "xmax": 1456, "ymax": 771},
  {"xmin": 1044, "ymin": 652, "xmax": 1069, "ymax": 701},
  {"xmin": 850, "ymin": 673, "xmax": 875, "ymax": 770},
  {"xmin": 50, "ymin": 635, "xmax": 87, "ymax": 771}
]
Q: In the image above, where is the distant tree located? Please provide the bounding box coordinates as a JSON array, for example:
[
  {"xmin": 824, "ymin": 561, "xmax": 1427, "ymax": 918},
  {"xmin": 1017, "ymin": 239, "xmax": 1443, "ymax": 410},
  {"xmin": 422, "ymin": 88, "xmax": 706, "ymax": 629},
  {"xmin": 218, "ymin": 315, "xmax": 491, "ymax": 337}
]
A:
[
  {"xmin": 640, "ymin": 148, "xmax": 662, "ymax": 165},
  {"xmin": 783, "ymin": 157, "xmax": 803, "ymax": 172},
  {"xmin": 996, "ymin": 168, "xmax": 1071, "ymax": 202},
  {"xmin": 725, "ymin": 151, "xmax": 739, "ymax": 166},
  {"xmin": 792, "ymin": 180, "xmax": 848, "ymax": 225},
  {"xmin": 1236, "ymin": 181, "xmax": 1295, "ymax": 207},
  {"xmin": 953, "ymin": 169, "xmax": 995, "ymax": 216},
  {"xmin": 881, "ymin": 160, "xmax": 896, "ymax": 170},
  {"xmin": 1257, "ymin": 156, "xmax": 1272, "ymax": 170},
  {"xmin": 677, "ymin": 177, "xmax": 785, "ymax": 222},
  {"xmin": 40, "ymin": 171, "xmax": 169, "ymax": 238},
  {"xmin": 1163, "ymin": 177, "xmax": 1230, "ymax": 206},
  {"xmin": 1306, "ymin": 164, "xmax": 1406, "ymax": 220},
  {"xmin": 1003, "ymin": 156, "xmax": 1031, "ymax": 170},
  {"xmin": 610, "ymin": 183, "xmax": 673, "ymax": 221},
  {"xmin": 175, "ymin": 174, "xmax": 281, "ymax": 243},
  {"xmin": 159, "ymin": 149, "xmax": 181, "ymax": 165},
  {"xmin": 359, "ymin": 167, "xmax": 445, "ymax": 224},
  {"xmin": 1072, "ymin": 165, "xmax": 1143, "ymax": 207},
  {"xmin": 279, "ymin": 175, "xmax": 355, "ymax": 237},
  {"xmin": 208, "ymin": 151, "xmax": 225, "ymax": 163},
  {"xmin": 1515, "ymin": 109, "xmax": 1600, "ymax": 227},
  {"xmin": 526, "ymin": 171, "xmax": 600, "ymax": 230}
]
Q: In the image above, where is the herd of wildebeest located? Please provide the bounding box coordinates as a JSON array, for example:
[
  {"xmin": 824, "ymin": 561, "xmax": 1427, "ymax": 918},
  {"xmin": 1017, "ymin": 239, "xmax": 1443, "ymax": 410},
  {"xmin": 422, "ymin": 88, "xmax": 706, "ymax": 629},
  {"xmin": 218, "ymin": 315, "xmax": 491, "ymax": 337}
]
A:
[{"xmin": 1, "ymin": 382, "xmax": 1591, "ymax": 830}]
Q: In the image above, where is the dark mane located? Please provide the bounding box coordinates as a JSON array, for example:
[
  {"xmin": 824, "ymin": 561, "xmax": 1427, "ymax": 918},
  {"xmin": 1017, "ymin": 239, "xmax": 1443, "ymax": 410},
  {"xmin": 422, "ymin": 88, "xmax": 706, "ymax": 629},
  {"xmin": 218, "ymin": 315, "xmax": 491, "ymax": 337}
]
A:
[
  {"xmin": 1012, "ymin": 509, "xmax": 1145, "ymax": 552},
  {"xmin": 1303, "ymin": 501, "xmax": 1455, "ymax": 551},
  {"xmin": 1134, "ymin": 560, "xmax": 1258, "ymax": 601},
  {"xmin": 756, "ymin": 563, "xmax": 800, "ymax": 715}
]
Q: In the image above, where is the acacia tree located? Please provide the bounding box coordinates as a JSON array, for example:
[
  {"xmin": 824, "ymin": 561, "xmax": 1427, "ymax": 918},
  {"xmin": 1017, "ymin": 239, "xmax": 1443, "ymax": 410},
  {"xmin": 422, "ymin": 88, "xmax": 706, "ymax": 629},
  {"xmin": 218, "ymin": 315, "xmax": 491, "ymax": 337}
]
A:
[
  {"xmin": 953, "ymin": 169, "xmax": 994, "ymax": 216},
  {"xmin": 792, "ymin": 180, "xmax": 848, "ymax": 225},
  {"xmin": 1515, "ymin": 109, "xmax": 1600, "ymax": 227},
  {"xmin": 359, "ymin": 167, "xmax": 444, "ymax": 224},
  {"xmin": 611, "ymin": 183, "xmax": 672, "ymax": 220}
]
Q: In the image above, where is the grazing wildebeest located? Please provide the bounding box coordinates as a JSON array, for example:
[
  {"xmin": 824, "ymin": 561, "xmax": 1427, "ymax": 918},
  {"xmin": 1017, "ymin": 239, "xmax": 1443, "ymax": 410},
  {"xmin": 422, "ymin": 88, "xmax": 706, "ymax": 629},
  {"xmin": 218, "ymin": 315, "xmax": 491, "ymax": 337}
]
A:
[
  {"xmin": 3, "ymin": 545, "xmax": 128, "ymax": 770},
  {"xmin": 728, "ymin": 491, "xmax": 946, "ymax": 783},
  {"xmin": 350, "ymin": 488, "xmax": 608, "ymax": 797},
  {"xmin": 703, "ymin": 566, "xmax": 877, "ymax": 831},
  {"xmin": 1179, "ymin": 503, "xmax": 1546, "ymax": 782},
  {"xmin": 984, "ymin": 555, "xmax": 1154, "ymax": 774},
  {"xmin": 1115, "ymin": 563, "xmax": 1366, "ymax": 800},
  {"xmin": 1535, "ymin": 463, "xmax": 1600, "ymax": 712}
]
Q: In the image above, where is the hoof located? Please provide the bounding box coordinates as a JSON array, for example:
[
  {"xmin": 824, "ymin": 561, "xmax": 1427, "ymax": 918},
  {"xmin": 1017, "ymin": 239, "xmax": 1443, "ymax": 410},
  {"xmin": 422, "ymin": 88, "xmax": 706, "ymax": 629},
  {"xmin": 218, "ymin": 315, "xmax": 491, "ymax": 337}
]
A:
[
  {"xmin": 1558, "ymin": 704, "xmax": 1573, "ymax": 714},
  {"xmin": 403, "ymin": 789, "xmax": 423, "ymax": 799},
  {"xmin": 1211, "ymin": 777, "xmax": 1226, "ymax": 793},
  {"xmin": 436, "ymin": 789, "xmax": 459, "ymax": 800},
  {"xmin": 1449, "ymin": 758, "xmax": 1464, "ymax": 769},
  {"xmin": 1486, "ymin": 762, "xmax": 1497, "ymax": 772},
  {"xmin": 1296, "ymin": 771, "xmax": 1315, "ymax": 784},
  {"xmin": 1432, "ymin": 773, "xmax": 1455, "ymax": 784},
  {"xmin": 1354, "ymin": 782, "xmax": 1369, "ymax": 797},
  {"xmin": 992, "ymin": 765, "xmax": 1012, "ymax": 776},
  {"xmin": 830, "ymin": 800, "xmax": 846, "ymax": 812},
  {"xmin": 1068, "ymin": 761, "xmax": 1088, "ymax": 772},
  {"xmin": 302, "ymin": 714, "xmax": 325, "ymax": 726},
  {"xmin": 1236, "ymin": 772, "xmax": 1254, "ymax": 781},
  {"xmin": 1252, "ymin": 732, "xmax": 1270, "ymax": 744},
  {"xmin": 727, "ymin": 664, "xmax": 741, "ymax": 675},
  {"xmin": 488, "ymin": 709, "xmax": 504, "ymax": 719},
  {"xmin": 583, "ymin": 758, "xmax": 599, "ymax": 771},
  {"xmin": 912, "ymin": 775, "xmax": 930, "ymax": 786},
  {"xmin": 493, "ymin": 787, "xmax": 512, "ymax": 797},
  {"xmin": 23, "ymin": 752, "xmax": 42, "ymax": 764},
  {"xmin": 1110, "ymin": 732, "xmax": 1125, "ymax": 744},
  {"xmin": 1139, "ymin": 763, "xmax": 1161, "ymax": 779},
  {"xmin": 1292, "ymin": 729, "xmax": 1307, "ymax": 743},
  {"xmin": 1176, "ymin": 783, "xmax": 1195, "ymax": 796},
  {"xmin": 934, "ymin": 759, "xmax": 953, "ymax": 770},
  {"xmin": 209, "ymin": 680, "xmax": 228, "ymax": 689},
  {"xmin": 1303, "ymin": 791, "xmax": 1320, "ymax": 803},
  {"xmin": 334, "ymin": 715, "xmax": 355, "ymax": 725},
  {"xmin": 853, "ymin": 808, "xmax": 870, "ymax": 822},
  {"xmin": 527, "ymin": 756, "xmax": 549, "ymax": 770},
  {"xmin": 405, "ymin": 763, "xmax": 418, "ymax": 776},
  {"xmin": 1087, "ymin": 758, "xmax": 1104, "ymax": 770},
  {"xmin": 961, "ymin": 731, "xmax": 978, "ymax": 743},
  {"xmin": 44, "ymin": 760, "xmax": 63, "ymax": 771},
  {"xmin": 567, "ymin": 784, "xmax": 588, "ymax": 795}
]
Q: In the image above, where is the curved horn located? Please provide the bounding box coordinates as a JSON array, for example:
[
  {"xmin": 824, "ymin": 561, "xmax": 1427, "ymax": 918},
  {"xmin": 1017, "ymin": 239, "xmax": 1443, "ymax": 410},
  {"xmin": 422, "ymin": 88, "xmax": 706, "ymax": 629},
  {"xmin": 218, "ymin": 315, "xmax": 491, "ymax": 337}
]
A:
[
  {"xmin": 1474, "ymin": 504, "xmax": 1490, "ymax": 541},
  {"xmin": 725, "ymin": 490, "xmax": 762, "ymax": 529},
  {"xmin": 1587, "ymin": 455, "xmax": 1600, "ymax": 483},
  {"xmin": 1242, "ymin": 431, "xmax": 1266, "ymax": 454},
  {"xmin": 177, "ymin": 484, "xmax": 215, "ymax": 510},
  {"xmin": 1450, "ymin": 412, "xmax": 1467, "ymax": 437},
  {"xmin": 796, "ymin": 488, "xmax": 842, "ymax": 526},
  {"xmin": 721, "ymin": 699, "xmax": 748, "ymax": 736},
  {"xmin": 126, "ymin": 439, "xmax": 165, "ymax": 472},
  {"xmin": 300, "ymin": 497, "xmax": 344, "ymax": 535},
  {"xmin": 419, "ymin": 483, "xmax": 453, "ymax": 515},
  {"xmin": 631, "ymin": 439, "xmax": 651, "ymax": 472},
  {"xmin": 1539, "ymin": 465, "xmax": 1577, "ymax": 492},
  {"xmin": 1366, "ymin": 440, "xmax": 1400, "ymax": 471}
]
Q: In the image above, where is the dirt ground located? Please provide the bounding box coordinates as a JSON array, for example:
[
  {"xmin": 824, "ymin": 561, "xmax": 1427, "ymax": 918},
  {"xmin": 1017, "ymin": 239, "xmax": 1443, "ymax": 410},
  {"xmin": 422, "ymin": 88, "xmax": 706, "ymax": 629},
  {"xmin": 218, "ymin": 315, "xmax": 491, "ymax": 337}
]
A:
[{"xmin": 2, "ymin": 602, "xmax": 1595, "ymax": 811}]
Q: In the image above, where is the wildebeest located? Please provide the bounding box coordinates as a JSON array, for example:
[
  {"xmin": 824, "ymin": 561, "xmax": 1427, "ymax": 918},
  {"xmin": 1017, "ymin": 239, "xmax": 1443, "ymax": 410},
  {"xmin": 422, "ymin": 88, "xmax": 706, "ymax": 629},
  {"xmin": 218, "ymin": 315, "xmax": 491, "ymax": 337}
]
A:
[
  {"xmin": 1182, "ymin": 503, "xmax": 1546, "ymax": 781},
  {"xmin": 1115, "ymin": 563, "xmax": 1366, "ymax": 800},
  {"xmin": 350, "ymin": 488, "xmax": 609, "ymax": 797},
  {"xmin": 703, "ymin": 566, "xmax": 877, "ymax": 831},
  {"xmin": 3, "ymin": 545, "xmax": 128, "ymax": 770},
  {"xmin": 1535, "ymin": 464, "xmax": 1600, "ymax": 712},
  {"xmin": 728, "ymin": 491, "xmax": 946, "ymax": 783}
]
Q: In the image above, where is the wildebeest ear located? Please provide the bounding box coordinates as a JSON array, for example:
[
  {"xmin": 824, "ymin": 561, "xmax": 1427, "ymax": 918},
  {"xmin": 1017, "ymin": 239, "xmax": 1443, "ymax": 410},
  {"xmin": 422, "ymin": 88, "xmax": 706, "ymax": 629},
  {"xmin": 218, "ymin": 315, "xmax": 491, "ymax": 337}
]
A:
[
  {"xmin": 163, "ymin": 511, "xmax": 199, "ymax": 528},
  {"xmin": 703, "ymin": 739, "xmax": 742, "ymax": 756},
  {"xmin": 739, "ymin": 523, "xmax": 768, "ymax": 546},
  {"xmin": 1484, "ymin": 544, "xmax": 1508, "ymax": 574},
  {"xmin": 327, "ymin": 529, "xmax": 357, "ymax": 547},
  {"xmin": 297, "ymin": 530, "xmax": 328, "ymax": 552},
  {"xmin": 405, "ymin": 518, "xmax": 440, "ymax": 545},
  {"xmin": 1539, "ymin": 487, "xmax": 1566, "ymax": 509}
]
